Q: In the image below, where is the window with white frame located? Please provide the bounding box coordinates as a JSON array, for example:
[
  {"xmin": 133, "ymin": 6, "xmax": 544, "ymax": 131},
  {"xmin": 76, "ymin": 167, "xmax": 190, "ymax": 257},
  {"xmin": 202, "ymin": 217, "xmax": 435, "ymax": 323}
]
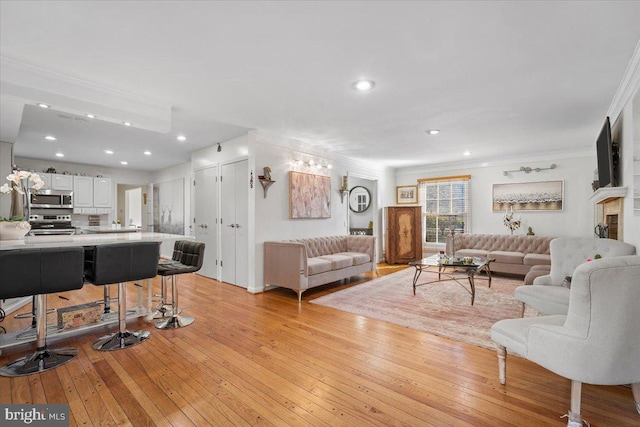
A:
[{"xmin": 418, "ymin": 175, "xmax": 471, "ymax": 244}]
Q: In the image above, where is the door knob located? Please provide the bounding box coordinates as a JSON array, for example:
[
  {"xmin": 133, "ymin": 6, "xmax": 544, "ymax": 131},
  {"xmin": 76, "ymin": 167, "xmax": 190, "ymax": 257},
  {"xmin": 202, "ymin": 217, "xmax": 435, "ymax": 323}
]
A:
[
  {"xmin": 235, "ymin": 224, "xmax": 241, "ymax": 228},
  {"xmin": 227, "ymin": 224, "xmax": 236, "ymax": 228}
]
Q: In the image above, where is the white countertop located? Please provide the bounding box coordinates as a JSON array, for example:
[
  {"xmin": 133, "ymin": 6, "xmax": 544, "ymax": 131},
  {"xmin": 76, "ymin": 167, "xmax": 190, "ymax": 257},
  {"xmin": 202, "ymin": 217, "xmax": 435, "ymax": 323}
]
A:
[
  {"xmin": 0, "ymin": 232, "xmax": 193, "ymax": 250},
  {"xmin": 79, "ymin": 226, "xmax": 141, "ymax": 234}
]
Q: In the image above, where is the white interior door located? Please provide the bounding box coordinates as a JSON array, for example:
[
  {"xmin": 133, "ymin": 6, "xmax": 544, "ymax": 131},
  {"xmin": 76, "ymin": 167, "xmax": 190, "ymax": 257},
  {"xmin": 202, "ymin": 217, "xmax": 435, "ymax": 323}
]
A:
[
  {"xmin": 194, "ymin": 166, "xmax": 218, "ymax": 280},
  {"xmin": 221, "ymin": 160, "xmax": 248, "ymax": 288}
]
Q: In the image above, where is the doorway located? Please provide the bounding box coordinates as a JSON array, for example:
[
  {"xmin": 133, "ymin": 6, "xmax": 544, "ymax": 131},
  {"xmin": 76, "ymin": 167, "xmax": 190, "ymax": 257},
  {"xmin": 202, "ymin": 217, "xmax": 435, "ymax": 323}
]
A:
[
  {"xmin": 220, "ymin": 159, "xmax": 248, "ymax": 288},
  {"xmin": 348, "ymin": 176, "xmax": 377, "ymax": 235},
  {"xmin": 125, "ymin": 187, "xmax": 142, "ymax": 228},
  {"xmin": 194, "ymin": 166, "xmax": 219, "ymax": 279},
  {"xmin": 117, "ymin": 184, "xmax": 145, "ymax": 230}
]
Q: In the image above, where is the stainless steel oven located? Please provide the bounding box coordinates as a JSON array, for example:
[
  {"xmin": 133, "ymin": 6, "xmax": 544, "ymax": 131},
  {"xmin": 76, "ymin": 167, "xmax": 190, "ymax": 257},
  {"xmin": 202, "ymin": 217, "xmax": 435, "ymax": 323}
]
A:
[
  {"xmin": 28, "ymin": 215, "xmax": 76, "ymax": 236},
  {"xmin": 29, "ymin": 190, "xmax": 73, "ymax": 209}
]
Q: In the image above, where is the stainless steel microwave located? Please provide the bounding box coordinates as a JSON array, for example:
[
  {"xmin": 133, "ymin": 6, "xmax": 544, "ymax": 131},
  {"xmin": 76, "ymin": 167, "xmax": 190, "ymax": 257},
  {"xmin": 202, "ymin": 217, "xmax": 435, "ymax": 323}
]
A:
[{"xmin": 29, "ymin": 190, "xmax": 73, "ymax": 209}]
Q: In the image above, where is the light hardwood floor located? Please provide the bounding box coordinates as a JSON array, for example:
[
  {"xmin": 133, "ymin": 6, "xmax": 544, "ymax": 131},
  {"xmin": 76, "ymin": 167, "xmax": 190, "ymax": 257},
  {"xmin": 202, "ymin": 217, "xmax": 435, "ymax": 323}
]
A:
[{"xmin": 1, "ymin": 265, "xmax": 638, "ymax": 426}]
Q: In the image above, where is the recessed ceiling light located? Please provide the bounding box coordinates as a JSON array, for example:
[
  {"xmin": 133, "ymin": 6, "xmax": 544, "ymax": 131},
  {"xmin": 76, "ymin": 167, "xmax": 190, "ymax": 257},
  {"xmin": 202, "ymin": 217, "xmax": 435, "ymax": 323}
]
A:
[
  {"xmin": 86, "ymin": 113, "xmax": 96, "ymax": 119},
  {"xmin": 353, "ymin": 80, "xmax": 375, "ymax": 91},
  {"xmin": 120, "ymin": 161, "xmax": 128, "ymax": 165},
  {"xmin": 123, "ymin": 122, "xmax": 132, "ymax": 126},
  {"xmin": 37, "ymin": 103, "xmax": 50, "ymax": 108},
  {"xmin": 425, "ymin": 129, "xmax": 440, "ymax": 135},
  {"xmin": 327, "ymin": 164, "xmax": 333, "ymax": 169},
  {"xmin": 44, "ymin": 135, "xmax": 57, "ymax": 141},
  {"xmin": 143, "ymin": 151, "xmax": 151, "ymax": 155},
  {"xmin": 177, "ymin": 135, "xmax": 186, "ymax": 142},
  {"xmin": 104, "ymin": 150, "xmax": 114, "ymax": 154},
  {"xmin": 55, "ymin": 152, "xmax": 64, "ymax": 157},
  {"xmin": 463, "ymin": 151, "xmax": 471, "ymax": 156}
]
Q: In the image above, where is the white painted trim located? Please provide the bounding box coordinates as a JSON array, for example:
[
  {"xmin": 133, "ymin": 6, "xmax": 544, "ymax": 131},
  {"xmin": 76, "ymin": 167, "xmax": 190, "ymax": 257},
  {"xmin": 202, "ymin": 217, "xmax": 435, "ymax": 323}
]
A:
[
  {"xmin": 0, "ymin": 55, "xmax": 172, "ymax": 132},
  {"xmin": 588, "ymin": 186, "xmax": 628, "ymax": 204},
  {"xmin": 609, "ymin": 38, "xmax": 640, "ymax": 121}
]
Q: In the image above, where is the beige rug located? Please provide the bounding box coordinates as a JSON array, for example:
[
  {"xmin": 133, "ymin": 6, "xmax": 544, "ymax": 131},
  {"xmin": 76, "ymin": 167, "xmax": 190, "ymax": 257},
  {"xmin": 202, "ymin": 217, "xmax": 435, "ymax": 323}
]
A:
[{"xmin": 310, "ymin": 267, "xmax": 530, "ymax": 349}]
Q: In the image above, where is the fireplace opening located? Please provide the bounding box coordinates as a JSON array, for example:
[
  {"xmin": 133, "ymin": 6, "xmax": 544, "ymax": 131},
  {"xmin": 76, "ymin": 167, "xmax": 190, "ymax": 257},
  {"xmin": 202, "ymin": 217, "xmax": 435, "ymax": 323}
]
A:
[{"xmin": 605, "ymin": 214, "xmax": 618, "ymax": 240}]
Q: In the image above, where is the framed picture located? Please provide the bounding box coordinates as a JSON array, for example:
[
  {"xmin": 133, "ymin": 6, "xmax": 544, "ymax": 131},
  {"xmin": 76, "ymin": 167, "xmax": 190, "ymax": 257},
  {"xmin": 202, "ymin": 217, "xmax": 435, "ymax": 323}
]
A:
[
  {"xmin": 396, "ymin": 185, "xmax": 418, "ymax": 204},
  {"xmin": 492, "ymin": 180, "xmax": 564, "ymax": 211},
  {"xmin": 289, "ymin": 171, "xmax": 331, "ymax": 219}
]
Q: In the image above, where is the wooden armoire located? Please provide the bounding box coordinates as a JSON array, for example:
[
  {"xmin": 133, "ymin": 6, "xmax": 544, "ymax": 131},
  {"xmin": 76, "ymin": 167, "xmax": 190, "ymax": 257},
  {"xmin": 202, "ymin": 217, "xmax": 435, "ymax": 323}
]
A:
[{"xmin": 384, "ymin": 206, "xmax": 423, "ymax": 264}]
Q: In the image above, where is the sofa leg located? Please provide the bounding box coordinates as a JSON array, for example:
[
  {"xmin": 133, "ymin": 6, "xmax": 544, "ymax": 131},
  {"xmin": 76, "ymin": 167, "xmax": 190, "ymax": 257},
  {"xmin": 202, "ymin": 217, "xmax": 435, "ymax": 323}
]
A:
[
  {"xmin": 632, "ymin": 383, "xmax": 640, "ymax": 414},
  {"xmin": 496, "ymin": 344, "xmax": 507, "ymax": 385},
  {"xmin": 520, "ymin": 302, "xmax": 526, "ymax": 318},
  {"xmin": 296, "ymin": 290, "xmax": 303, "ymax": 303}
]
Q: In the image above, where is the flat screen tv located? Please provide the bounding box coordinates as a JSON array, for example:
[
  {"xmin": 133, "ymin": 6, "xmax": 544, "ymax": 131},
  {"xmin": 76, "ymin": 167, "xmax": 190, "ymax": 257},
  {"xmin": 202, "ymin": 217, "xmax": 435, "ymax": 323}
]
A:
[{"xmin": 596, "ymin": 116, "xmax": 617, "ymax": 188}]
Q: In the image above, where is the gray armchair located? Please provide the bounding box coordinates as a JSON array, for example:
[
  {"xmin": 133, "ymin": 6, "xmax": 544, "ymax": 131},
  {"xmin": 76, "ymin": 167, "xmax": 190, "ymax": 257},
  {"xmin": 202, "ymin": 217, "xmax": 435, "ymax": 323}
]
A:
[
  {"xmin": 514, "ymin": 237, "xmax": 635, "ymax": 315},
  {"xmin": 491, "ymin": 255, "xmax": 640, "ymax": 426}
]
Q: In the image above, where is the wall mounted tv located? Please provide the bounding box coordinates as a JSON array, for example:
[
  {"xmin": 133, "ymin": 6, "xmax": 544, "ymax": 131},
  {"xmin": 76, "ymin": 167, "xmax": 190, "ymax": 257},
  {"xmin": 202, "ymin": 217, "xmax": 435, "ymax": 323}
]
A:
[{"xmin": 596, "ymin": 116, "xmax": 618, "ymax": 188}]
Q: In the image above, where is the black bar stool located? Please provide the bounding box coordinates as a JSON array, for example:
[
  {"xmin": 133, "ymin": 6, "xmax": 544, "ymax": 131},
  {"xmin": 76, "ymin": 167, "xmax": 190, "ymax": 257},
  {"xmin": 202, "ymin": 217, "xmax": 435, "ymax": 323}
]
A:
[
  {"xmin": 84, "ymin": 242, "xmax": 160, "ymax": 351},
  {"xmin": 152, "ymin": 249, "xmax": 185, "ymax": 319},
  {"xmin": 0, "ymin": 247, "xmax": 85, "ymax": 377},
  {"xmin": 155, "ymin": 240, "xmax": 205, "ymax": 329}
]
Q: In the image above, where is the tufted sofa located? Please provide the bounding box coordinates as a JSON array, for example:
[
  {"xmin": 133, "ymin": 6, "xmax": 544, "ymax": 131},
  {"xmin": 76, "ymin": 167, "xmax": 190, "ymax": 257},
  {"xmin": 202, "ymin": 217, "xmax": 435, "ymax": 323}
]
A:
[
  {"xmin": 446, "ymin": 234, "xmax": 554, "ymax": 276},
  {"xmin": 264, "ymin": 235, "xmax": 376, "ymax": 302}
]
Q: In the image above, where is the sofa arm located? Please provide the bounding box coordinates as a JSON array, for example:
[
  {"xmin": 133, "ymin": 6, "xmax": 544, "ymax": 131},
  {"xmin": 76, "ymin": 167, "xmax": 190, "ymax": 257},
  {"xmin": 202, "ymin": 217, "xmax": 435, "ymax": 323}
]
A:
[{"xmin": 263, "ymin": 241, "xmax": 308, "ymax": 289}]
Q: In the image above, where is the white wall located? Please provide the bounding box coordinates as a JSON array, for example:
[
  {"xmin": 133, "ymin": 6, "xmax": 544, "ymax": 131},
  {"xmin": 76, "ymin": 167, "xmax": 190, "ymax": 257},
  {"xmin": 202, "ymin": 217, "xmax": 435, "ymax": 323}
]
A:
[
  {"xmin": 151, "ymin": 161, "xmax": 192, "ymax": 257},
  {"xmin": 396, "ymin": 154, "xmax": 595, "ymax": 239},
  {"xmin": 0, "ymin": 141, "xmax": 13, "ymax": 219},
  {"xmin": 252, "ymin": 131, "xmax": 393, "ymax": 293},
  {"xmin": 617, "ymin": 86, "xmax": 640, "ymax": 248},
  {"xmin": 607, "ymin": 39, "xmax": 640, "ymax": 249}
]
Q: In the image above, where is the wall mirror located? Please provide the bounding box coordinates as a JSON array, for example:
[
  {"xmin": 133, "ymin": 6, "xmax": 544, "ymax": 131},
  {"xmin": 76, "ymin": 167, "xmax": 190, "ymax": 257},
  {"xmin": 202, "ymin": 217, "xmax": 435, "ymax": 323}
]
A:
[{"xmin": 349, "ymin": 186, "xmax": 371, "ymax": 213}]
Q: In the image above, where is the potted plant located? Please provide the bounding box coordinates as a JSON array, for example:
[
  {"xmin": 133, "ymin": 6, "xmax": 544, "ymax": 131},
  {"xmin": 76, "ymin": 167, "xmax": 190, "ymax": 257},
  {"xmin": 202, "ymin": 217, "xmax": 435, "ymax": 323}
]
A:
[{"xmin": 0, "ymin": 169, "xmax": 45, "ymax": 240}]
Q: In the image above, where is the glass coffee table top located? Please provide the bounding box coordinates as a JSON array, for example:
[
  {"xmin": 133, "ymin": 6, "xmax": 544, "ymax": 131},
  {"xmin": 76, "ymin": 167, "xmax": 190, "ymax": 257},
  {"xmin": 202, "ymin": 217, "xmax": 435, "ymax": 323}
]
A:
[{"xmin": 409, "ymin": 255, "xmax": 494, "ymax": 305}]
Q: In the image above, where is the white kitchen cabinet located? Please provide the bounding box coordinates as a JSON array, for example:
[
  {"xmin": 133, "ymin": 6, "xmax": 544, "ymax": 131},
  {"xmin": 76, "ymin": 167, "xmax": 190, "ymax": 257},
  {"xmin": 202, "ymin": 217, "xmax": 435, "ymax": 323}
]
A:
[
  {"xmin": 29, "ymin": 173, "xmax": 51, "ymax": 190},
  {"xmin": 93, "ymin": 177, "xmax": 112, "ymax": 207},
  {"xmin": 73, "ymin": 176, "xmax": 94, "ymax": 207},
  {"xmin": 51, "ymin": 173, "xmax": 74, "ymax": 190}
]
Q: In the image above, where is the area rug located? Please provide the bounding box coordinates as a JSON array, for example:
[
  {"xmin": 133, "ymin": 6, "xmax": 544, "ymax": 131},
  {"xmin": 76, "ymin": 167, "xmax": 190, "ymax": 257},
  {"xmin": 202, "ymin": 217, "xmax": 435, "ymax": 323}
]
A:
[{"xmin": 310, "ymin": 267, "xmax": 533, "ymax": 349}]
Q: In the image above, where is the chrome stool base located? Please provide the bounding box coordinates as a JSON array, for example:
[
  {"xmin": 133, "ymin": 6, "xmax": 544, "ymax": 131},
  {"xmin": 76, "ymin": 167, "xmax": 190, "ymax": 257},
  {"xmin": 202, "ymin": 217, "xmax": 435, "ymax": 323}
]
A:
[
  {"xmin": 0, "ymin": 347, "xmax": 78, "ymax": 377},
  {"xmin": 155, "ymin": 314, "xmax": 194, "ymax": 329},
  {"xmin": 152, "ymin": 306, "xmax": 181, "ymax": 319},
  {"xmin": 92, "ymin": 330, "xmax": 150, "ymax": 351}
]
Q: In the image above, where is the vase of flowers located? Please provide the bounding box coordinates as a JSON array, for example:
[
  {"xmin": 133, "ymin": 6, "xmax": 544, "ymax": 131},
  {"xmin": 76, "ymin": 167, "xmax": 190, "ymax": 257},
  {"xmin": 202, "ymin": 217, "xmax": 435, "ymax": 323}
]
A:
[{"xmin": 0, "ymin": 169, "xmax": 45, "ymax": 240}]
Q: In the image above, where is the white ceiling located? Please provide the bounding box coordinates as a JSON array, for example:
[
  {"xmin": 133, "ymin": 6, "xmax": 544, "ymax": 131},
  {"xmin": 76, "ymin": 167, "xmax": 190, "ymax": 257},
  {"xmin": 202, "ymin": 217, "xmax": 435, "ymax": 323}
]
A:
[{"xmin": 1, "ymin": 1, "xmax": 640, "ymax": 172}]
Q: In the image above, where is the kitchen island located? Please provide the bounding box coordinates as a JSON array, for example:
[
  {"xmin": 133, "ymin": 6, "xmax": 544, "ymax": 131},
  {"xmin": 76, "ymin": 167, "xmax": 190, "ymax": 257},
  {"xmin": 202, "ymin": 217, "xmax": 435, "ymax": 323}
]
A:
[
  {"xmin": 77, "ymin": 226, "xmax": 141, "ymax": 234},
  {"xmin": 0, "ymin": 231, "xmax": 186, "ymax": 250},
  {"xmin": 0, "ymin": 232, "xmax": 194, "ymax": 352}
]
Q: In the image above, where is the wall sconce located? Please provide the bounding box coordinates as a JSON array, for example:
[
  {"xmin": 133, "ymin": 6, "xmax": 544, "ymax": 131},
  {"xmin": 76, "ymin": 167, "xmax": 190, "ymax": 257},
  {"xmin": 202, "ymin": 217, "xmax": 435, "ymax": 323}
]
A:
[
  {"xmin": 217, "ymin": 143, "xmax": 222, "ymax": 152},
  {"xmin": 503, "ymin": 163, "xmax": 556, "ymax": 176}
]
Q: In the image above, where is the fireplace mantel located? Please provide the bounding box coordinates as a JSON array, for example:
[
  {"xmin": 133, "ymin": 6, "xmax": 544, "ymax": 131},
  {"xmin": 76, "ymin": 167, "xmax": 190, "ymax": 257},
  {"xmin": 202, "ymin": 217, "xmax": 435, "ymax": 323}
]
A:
[{"xmin": 589, "ymin": 187, "xmax": 628, "ymax": 204}]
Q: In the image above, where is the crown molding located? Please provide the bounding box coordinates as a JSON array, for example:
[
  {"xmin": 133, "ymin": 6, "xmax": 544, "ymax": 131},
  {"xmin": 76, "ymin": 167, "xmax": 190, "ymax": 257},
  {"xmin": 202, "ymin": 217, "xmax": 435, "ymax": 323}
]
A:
[
  {"xmin": 0, "ymin": 56, "xmax": 172, "ymax": 133},
  {"xmin": 608, "ymin": 38, "xmax": 640, "ymax": 121}
]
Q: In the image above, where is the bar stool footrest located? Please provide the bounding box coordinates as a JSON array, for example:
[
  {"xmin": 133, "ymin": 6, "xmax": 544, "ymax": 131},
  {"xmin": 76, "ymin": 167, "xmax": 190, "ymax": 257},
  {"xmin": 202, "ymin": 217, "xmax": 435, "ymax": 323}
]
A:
[
  {"xmin": 152, "ymin": 306, "xmax": 182, "ymax": 319},
  {"xmin": 92, "ymin": 329, "xmax": 150, "ymax": 351}
]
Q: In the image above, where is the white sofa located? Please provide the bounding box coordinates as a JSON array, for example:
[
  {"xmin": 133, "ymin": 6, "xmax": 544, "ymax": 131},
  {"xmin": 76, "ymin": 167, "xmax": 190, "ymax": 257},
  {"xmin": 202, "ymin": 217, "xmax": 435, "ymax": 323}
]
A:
[
  {"xmin": 263, "ymin": 235, "xmax": 376, "ymax": 302},
  {"xmin": 514, "ymin": 237, "xmax": 636, "ymax": 315}
]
